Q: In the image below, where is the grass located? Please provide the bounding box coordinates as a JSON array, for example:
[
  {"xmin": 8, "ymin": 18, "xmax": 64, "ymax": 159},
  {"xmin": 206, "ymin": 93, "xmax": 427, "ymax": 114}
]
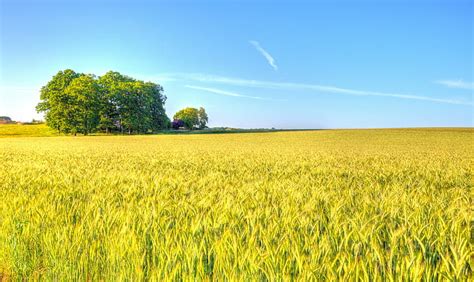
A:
[
  {"xmin": 0, "ymin": 124, "xmax": 57, "ymax": 138},
  {"xmin": 0, "ymin": 123, "xmax": 283, "ymax": 138},
  {"xmin": 0, "ymin": 128, "xmax": 472, "ymax": 280}
]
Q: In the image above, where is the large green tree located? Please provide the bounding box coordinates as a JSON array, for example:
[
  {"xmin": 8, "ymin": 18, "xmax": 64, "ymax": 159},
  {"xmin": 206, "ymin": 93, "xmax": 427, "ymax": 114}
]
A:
[
  {"xmin": 38, "ymin": 69, "xmax": 170, "ymax": 135},
  {"xmin": 98, "ymin": 72, "xmax": 169, "ymax": 134},
  {"xmin": 97, "ymin": 71, "xmax": 135, "ymax": 133},
  {"xmin": 146, "ymin": 82, "xmax": 170, "ymax": 131},
  {"xmin": 63, "ymin": 75, "xmax": 101, "ymax": 135},
  {"xmin": 36, "ymin": 69, "xmax": 81, "ymax": 133}
]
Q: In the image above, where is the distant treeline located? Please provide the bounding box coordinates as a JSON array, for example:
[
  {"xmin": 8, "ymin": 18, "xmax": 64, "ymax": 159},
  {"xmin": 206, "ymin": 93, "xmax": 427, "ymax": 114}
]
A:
[
  {"xmin": 37, "ymin": 70, "xmax": 170, "ymax": 135},
  {"xmin": 0, "ymin": 116, "xmax": 13, "ymax": 124}
]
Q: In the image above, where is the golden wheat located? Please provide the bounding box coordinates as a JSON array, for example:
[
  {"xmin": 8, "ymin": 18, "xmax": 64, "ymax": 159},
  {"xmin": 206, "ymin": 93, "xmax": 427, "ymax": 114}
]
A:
[{"xmin": 0, "ymin": 128, "xmax": 472, "ymax": 280}]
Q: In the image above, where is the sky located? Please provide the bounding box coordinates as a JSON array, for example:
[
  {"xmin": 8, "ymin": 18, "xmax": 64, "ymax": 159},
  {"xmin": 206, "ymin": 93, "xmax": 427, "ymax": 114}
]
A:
[{"xmin": 0, "ymin": 0, "xmax": 472, "ymax": 129}]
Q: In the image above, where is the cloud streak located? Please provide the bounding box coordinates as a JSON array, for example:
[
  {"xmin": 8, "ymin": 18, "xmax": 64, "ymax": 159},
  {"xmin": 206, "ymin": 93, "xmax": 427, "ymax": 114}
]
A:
[
  {"xmin": 185, "ymin": 85, "xmax": 283, "ymax": 101},
  {"xmin": 435, "ymin": 79, "xmax": 474, "ymax": 90},
  {"xmin": 174, "ymin": 73, "xmax": 471, "ymax": 105},
  {"xmin": 249, "ymin": 41, "xmax": 278, "ymax": 71}
]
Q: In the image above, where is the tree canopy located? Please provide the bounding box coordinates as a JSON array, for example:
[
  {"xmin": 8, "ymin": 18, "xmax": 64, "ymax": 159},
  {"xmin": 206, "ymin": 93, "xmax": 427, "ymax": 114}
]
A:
[
  {"xmin": 37, "ymin": 70, "xmax": 170, "ymax": 134},
  {"xmin": 173, "ymin": 107, "xmax": 208, "ymax": 129},
  {"xmin": 63, "ymin": 74, "xmax": 101, "ymax": 135}
]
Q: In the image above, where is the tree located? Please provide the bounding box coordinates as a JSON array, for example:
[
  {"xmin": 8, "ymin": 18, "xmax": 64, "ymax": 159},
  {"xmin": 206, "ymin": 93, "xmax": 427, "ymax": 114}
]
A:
[
  {"xmin": 97, "ymin": 71, "xmax": 135, "ymax": 133},
  {"xmin": 63, "ymin": 75, "xmax": 101, "ymax": 135},
  {"xmin": 173, "ymin": 107, "xmax": 199, "ymax": 129},
  {"xmin": 37, "ymin": 69, "xmax": 171, "ymax": 135},
  {"xmin": 198, "ymin": 107, "xmax": 208, "ymax": 129},
  {"xmin": 0, "ymin": 116, "xmax": 13, "ymax": 124},
  {"xmin": 36, "ymin": 69, "xmax": 81, "ymax": 133},
  {"xmin": 146, "ymin": 82, "xmax": 170, "ymax": 131},
  {"xmin": 98, "ymin": 71, "xmax": 169, "ymax": 134},
  {"xmin": 173, "ymin": 107, "xmax": 208, "ymax": 130}
]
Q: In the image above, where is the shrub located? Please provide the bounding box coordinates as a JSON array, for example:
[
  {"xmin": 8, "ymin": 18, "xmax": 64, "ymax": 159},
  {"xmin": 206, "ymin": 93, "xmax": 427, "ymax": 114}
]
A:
[{"xmin": 171, "ymin": 119, "xmax": 185, "ymax": 130}]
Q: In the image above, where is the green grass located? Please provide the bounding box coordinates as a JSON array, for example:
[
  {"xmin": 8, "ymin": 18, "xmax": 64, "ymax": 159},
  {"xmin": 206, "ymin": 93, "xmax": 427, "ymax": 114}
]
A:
[
  {"xmin": 0, "ymin": 128, "xmax": 472, "ymax": 280},
  {"xmin": 0, "ymin": 123, "xmax": 284, "ymax": 138},
  {"xmin": 0, "ymin": 124, "xmax": 57, "ymax": 138}
]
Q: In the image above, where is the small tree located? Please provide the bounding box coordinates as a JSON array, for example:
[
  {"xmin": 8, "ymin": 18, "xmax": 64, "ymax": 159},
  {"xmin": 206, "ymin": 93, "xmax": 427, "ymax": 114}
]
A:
[
  {"xmin": 173, "ymin": 107, "xmax": 199, "ymax": 129},
  {"xmin": 173, "ymin": 107, "xmax": 208, "ymax": 130}
]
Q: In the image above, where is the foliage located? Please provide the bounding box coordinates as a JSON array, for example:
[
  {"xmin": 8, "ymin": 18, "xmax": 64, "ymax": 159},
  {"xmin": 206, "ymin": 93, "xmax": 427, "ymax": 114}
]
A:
[
  {"xmin": 36, "ymin": 69, "xmax": 81, "ymax": 133},
  {"xmin": 198, "ymin": 107, "xmax": 208, "ymax": 129},
  {"xmin": 37, "ymin": 70, "xmax": 170, "ymax": 134},
  {"xmin": 0, "ymin": 128, "xmax": 472, "ymax": 280},
  {"xmin": 173, "ymin": 107, "xmax": 208, "ymax": 129},
  {"xmin": 63, "ymin": 74, "xmax": 101, "ymax": 135},
  {"xmin": 173, "ymin": 107, "xmax": 199, "ymax": 129}
]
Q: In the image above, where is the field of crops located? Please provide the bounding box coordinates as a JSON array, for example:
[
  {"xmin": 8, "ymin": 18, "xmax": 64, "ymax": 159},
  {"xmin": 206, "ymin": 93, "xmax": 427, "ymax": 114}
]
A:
[{"xmin": 0, "ymin": 128, "xmax": 472, "ymax": 280}]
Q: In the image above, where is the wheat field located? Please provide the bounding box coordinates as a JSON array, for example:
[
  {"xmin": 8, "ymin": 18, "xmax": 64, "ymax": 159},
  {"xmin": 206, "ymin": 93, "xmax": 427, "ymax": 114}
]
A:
[{"xmin": 0, "ymin": 128, "xmax": 472, "ymax": 280}]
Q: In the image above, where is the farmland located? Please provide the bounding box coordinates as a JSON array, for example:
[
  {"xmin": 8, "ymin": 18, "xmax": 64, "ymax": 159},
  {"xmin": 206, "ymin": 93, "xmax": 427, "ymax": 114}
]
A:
[
  {"xmin": 0, "ymin": 128, "xmax": 472, "ymax": 280},
  {"xmin": 0, "ymin": 124, "xmax": 57, "ymax": 138}
]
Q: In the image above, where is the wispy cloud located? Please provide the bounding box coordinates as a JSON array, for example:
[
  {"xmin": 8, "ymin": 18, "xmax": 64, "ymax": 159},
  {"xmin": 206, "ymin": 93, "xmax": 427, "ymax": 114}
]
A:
[
  {"xmin": 185, "ymin": 85, "xmax": 283, "ymax": 101},
  {"xmin": 168, "ymin": 73, "xmax": 471, "ymax": 105},
  {"xmin": 249, "ymin": 40, "xmax": 278, "ymax": 71},
  {"xmin": 435, "ymin": 79, "xmax": 474, "ymax": 90}
]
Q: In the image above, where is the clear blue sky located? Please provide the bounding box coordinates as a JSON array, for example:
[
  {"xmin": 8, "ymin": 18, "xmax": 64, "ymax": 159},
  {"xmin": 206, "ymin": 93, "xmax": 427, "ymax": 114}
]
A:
[{"xmin": 1, "ymin": 0, "xmax": 472, "ymax": 128}]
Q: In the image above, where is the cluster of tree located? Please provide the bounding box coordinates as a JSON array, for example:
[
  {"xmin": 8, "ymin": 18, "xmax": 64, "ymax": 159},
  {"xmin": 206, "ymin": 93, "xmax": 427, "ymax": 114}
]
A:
[
  {"xmin": 172, "ymin": 107, "xmax": 208, "ymax": 130},
  {"xmin": 0, "ymin": 116, "xmax": 13, "ymax": 124},
  {"xmin": 36, "ymin": 70, "xmax": 170, "ymax": 135}
]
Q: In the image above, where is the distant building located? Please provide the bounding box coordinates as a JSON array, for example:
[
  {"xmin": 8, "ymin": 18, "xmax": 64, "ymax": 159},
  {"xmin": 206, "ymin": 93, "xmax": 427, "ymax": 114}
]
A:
[{"xmin": 0, "ymin": 116, "xmax": 13, "ymax": 124}]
